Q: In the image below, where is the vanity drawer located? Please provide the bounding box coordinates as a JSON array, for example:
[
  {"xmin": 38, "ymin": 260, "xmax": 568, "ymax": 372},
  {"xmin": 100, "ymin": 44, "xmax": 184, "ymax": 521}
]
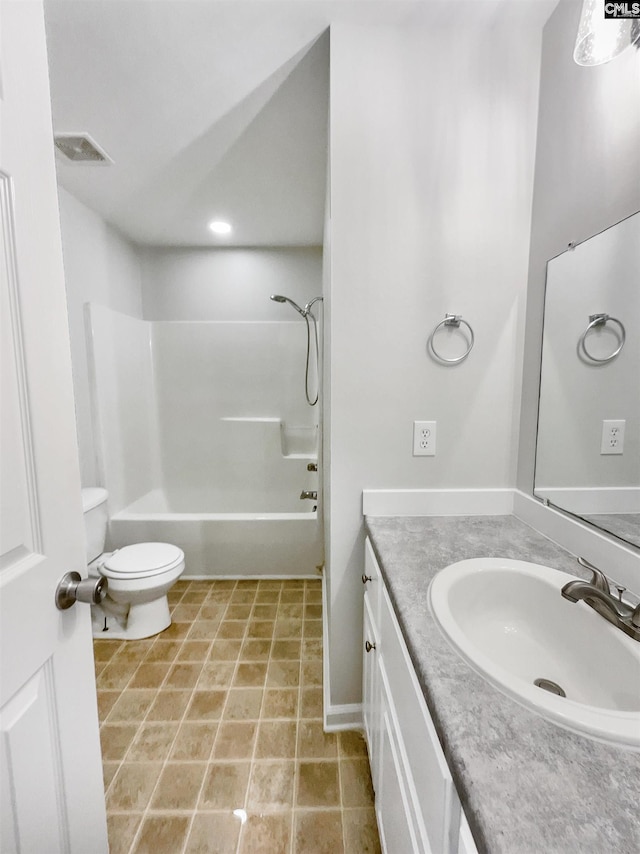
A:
[
  {"xmin": 379, "ymin": 587, "xmax": 459, "ymax": 854},
  {"xmin": 364, "ymin": 537, "xmax": 383, "ymax": 626}
]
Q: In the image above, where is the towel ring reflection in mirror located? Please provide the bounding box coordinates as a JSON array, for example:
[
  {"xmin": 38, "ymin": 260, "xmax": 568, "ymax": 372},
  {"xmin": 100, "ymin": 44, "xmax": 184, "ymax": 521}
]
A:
[
  {"xmin": 578, "ymin": 313, "xmax": 626, "ymax": 364},
  {"xmin": 428, "ymin": 314, "xmax": 475, "ymax": 364}
]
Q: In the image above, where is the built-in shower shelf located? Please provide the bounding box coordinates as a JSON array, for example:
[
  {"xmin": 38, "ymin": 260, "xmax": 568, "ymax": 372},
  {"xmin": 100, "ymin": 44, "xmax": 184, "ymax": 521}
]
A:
[
  {"xmin": 220, "ymin": 417, "xmax": 281, "ymax": 423},
  {"xmin": 282, "ymin": 453, "xmax": 318, "ymax": 461},
  {"xmin": 281, "ymin": 425, "xmax": 318, "ymax": 459},
  {"xmin": 220, "ymin": 417, "xmax": 318, "ymax": 460}
]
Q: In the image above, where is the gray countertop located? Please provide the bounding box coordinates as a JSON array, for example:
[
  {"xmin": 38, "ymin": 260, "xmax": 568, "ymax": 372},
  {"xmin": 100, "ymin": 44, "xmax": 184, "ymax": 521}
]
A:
[{"xmin": 364, "ymin": 515, "xmax": 640, "ymax": 854}]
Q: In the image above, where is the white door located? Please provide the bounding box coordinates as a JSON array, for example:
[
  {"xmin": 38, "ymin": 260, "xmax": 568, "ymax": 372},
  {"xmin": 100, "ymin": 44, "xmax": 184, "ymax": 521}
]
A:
[{"xmin": 0, "ymin": 2, "xmax": 108, "ymax": 852}]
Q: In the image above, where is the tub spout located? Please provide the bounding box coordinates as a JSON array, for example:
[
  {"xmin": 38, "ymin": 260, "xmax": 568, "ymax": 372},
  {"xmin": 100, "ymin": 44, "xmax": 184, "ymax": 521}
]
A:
[{"xmin": 300, "ymin": 490, "xmax": 317, "ymax": 501}]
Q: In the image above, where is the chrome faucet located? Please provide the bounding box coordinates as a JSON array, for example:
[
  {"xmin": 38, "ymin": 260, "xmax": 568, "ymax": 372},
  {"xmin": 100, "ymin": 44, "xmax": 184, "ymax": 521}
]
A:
[{"xmin": 561, "ymin": 557, "xmax": 640, "ymax": 642}]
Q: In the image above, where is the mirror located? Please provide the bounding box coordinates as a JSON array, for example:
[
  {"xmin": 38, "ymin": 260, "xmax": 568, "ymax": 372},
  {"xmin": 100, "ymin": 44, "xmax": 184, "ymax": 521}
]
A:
[{"xmin": 535, "ymin": 211, "xmax": 640, "ymax": 549}]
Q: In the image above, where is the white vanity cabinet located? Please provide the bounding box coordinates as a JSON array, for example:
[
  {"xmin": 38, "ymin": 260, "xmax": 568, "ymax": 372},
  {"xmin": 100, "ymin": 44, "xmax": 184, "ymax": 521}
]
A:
[{"xmin": 362, "ymin": 538, "xmax": 479, "ymax": 854}]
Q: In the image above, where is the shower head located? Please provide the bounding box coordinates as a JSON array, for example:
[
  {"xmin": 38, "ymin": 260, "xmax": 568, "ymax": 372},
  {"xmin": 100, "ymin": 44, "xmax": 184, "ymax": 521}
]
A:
[{"xmin": 270, "ymin": 294, "xmax": 307, "ymax": 317}]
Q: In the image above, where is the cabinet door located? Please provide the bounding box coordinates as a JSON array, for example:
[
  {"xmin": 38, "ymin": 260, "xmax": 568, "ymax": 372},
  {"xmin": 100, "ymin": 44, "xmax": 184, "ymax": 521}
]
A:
[
  {"xmin": 376, "ymin": 705, "xmax": 420, "ymax": 854},
  {"xmin": 380, "ymin": 588, "xmax": 459, "ymax": 854},
  {"xmin": 458, "ymin": 813, "xmax": 479, "ymax": 854},
  {"xmin": 363, "ymin": 596, "xmax": 381, "ymax": 792}
]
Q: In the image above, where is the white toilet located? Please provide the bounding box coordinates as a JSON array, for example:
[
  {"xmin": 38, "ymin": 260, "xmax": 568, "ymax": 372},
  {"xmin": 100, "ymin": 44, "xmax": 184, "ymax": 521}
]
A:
[{"xmin": 82, "ymin": 488, "xmax": 185, "ymax": 640}]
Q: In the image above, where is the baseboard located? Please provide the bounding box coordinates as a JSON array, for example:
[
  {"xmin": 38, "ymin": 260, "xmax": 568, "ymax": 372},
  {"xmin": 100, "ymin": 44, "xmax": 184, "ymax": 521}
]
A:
[
  {"xmin": 513, "ymin": 490, "xmax": 640, "ymax": 590},
  {"xmin": 324, "ymin": 703, "xmax": 364, "ymax": 732},
  {"xmin": 362, "ymin": 488, "xmax": 514, "ymax": 517},
  {"xmin": 534, "ymin": 486, "xmax": 640, "ymax": 514}
]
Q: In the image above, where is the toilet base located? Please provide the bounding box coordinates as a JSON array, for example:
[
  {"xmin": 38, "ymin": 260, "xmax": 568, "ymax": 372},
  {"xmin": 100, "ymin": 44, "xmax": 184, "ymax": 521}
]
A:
[{"xmin": 91, "ymin": 595, "xmax": 172, "ymax": 640}]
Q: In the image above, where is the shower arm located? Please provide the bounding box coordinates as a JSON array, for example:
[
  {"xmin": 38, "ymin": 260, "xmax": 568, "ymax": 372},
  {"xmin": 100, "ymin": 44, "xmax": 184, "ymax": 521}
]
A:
[{"xmin": 305, "ymin": 296, "xmax": 323, "ymax": 314}]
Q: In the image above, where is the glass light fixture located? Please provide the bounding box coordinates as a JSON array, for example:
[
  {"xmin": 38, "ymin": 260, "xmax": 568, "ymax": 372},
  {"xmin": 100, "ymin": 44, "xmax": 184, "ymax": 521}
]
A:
[{"xmin": 574, "ymin": 0, "xmax": 640, "ymax": 66}]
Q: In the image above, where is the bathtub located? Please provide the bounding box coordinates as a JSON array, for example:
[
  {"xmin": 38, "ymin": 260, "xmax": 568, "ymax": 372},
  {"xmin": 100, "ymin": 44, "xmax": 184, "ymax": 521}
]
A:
[{"xmin": 108, "ymin": 488, "xmax": 323, "ymax": 578}]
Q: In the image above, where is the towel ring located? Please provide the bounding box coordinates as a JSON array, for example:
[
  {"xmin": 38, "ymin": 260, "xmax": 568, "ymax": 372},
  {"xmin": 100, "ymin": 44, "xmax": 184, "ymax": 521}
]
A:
[
  {"xmin": 579, "ymin": 314, "xmax": 625, "ymax": 364},
  {"xmin": 428, "ymin": 314, "xmax": 475, "ymax": 364}
]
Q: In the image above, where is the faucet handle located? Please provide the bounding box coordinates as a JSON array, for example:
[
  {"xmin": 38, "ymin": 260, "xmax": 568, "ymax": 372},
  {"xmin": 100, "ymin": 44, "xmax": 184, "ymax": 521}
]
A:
[{"xmin": 577, "ymin": 557, "xmax": 609, "ymax": 592}]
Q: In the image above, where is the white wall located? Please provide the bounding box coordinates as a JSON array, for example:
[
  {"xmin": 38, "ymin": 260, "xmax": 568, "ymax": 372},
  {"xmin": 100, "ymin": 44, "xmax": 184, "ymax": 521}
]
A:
[
  {"xmin": 327, "ymin": 20, "xmax": 543, "ymax": 707},
  {"xmin": 517, "ymin": 0, "xmax": 640, "ymax": 495},
  {"xmin": 86, "ymin": 308, "xmax": 319, "ymax": 515},
  {"xmin": 140, "ymin": 246, "xmax": 322, "ymax": 320},
  {"xmin": 57, "ymin": 189, "xmax": 143, "ymax": 486}
]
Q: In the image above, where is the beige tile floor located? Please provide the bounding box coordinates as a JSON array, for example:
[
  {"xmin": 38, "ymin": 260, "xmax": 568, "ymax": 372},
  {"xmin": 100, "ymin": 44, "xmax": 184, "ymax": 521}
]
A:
[{"xmin": 94, "ymin": 578, "xmax": 381, "ymax": 854}]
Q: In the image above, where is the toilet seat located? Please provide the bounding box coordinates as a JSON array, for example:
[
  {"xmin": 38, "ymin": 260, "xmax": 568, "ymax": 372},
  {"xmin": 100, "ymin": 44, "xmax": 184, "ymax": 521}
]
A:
[{"xmin": 100, "ymin": 543, "xmax": 184, "ymax": 580}]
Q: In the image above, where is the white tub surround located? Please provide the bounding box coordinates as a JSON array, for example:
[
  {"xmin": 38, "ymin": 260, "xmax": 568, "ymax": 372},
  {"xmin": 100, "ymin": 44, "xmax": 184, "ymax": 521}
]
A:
[
  {"xmin": 110, "ymin": 489, "xmax": 322, "ymax": 579},
  {"xmin": 87, "ymin": 306, "xmax": 323, "ymax": 577}
]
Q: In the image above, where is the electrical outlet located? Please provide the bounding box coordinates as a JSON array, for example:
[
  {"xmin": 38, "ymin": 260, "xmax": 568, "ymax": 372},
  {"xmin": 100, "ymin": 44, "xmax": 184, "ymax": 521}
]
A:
[
  {"xmin": 600, "ymin": 419, "xmax": 625, "ymax": 455},
  {"xmin": 413, "ymin": 421, "xmax": 436, "ymax": 456}
]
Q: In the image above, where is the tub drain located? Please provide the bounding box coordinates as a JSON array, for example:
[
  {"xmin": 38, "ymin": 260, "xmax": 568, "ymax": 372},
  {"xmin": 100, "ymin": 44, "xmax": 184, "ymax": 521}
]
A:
[{"xmin": 534, "ymin": 678, "xmax": 566, "ymax": 697}]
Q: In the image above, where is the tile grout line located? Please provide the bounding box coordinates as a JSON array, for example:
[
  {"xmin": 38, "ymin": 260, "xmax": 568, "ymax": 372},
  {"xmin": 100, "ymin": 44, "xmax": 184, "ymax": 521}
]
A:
[
  {"xmin": 98, "ymin": 578, "xmax": 328, "ymax": 854},
  {"xmin": 248, "ymin": 580, "xmax": 300, "ymax": 854},
  {"xmin": 117, "ymin": 605, "xmax": 189, "ymax": 854},
  {"xmin": 98, "ymin": 583, "xmax": 185, "ymax": 846},
  {"xmin": 232, "ymin": 580, "xmax": 263, "ymax": 854},
  {"xmin": 289, "ymin": 584, "xmax": 306, "ymax": 854},
  {"xmin": 124, "ymin": 582, "xmax": 207, "ymax": 854},
  {"xmin": 99, "ymin": 619, "xmax": 186, "ymax": 812},
  {"xmin": 179, "ymin": 579, "xmax": 242, "ymax": 854},
  {"xmin": 128, "ymin": 579, "xmax": 236, "ymax": 854},
  {"xmin": 338, "ymin": 732, "xmax": 347, "ymax": 853},
  {"xmin": 235, "ymin": 580, "xmax": 303, "ymax": 854}
]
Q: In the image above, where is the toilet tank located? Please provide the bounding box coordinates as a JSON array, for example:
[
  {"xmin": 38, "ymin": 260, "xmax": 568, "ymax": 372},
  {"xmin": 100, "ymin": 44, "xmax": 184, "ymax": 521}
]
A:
[{"xmin": 82, "ymin": 487, "xmax": 109, "ymax": 563}]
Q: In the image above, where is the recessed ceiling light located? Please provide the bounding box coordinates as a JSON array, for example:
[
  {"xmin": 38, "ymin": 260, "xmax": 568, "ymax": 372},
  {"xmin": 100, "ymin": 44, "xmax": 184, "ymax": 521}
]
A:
[{"xmin": 209, "ymin": 220, "xmax": 232, "ymax": 235}]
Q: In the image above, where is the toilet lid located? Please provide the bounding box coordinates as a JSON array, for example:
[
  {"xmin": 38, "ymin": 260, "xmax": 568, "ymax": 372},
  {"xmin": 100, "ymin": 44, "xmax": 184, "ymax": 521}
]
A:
[{"xmin": 102, "ymin": 543, "xmax": 184, "ymax": 577}]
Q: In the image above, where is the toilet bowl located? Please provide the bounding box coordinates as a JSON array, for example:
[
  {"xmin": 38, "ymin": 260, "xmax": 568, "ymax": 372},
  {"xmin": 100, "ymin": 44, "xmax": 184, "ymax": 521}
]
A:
[{"xmin": 82, "ymin": 488, "xmax": 185, "ymax": 640}]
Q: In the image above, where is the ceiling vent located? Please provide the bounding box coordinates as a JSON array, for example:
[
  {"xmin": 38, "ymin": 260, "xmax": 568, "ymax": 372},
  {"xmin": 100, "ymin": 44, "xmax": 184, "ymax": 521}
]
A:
[{"xmin": 54, "ymin": 133, "xmax": 113, "ymax": 165}]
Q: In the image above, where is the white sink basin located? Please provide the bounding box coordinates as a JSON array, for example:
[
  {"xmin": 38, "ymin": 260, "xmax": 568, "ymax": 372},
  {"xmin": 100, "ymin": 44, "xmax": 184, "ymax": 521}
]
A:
[{"xmin": 428, "ymin": 558, "xmax": 640, "ymax": 750}]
